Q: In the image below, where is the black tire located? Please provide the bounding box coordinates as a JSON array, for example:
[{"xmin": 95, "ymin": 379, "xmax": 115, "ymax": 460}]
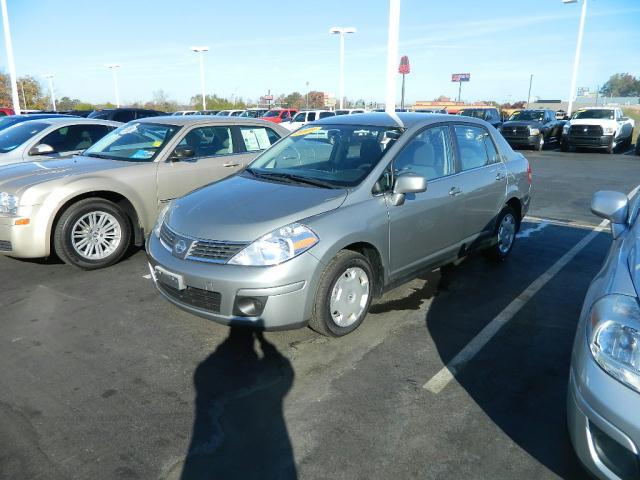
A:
[
  {"xmin": 606, "ymin": 137, "xmax": 616, "ymax": 154},
  {"xmin": 635, "ymin": 140, "xmax": 640, "ymax": 156},
  {"xmin": 485, "ymin": 206, "xmax": 519, "ymax": 261},
  {"xmin": 536, "ymin": 134, "xmax": 544, "ymax": 151},
  {"xmin": 308, "ymin": 250, "xmax": 374, "ymax": 337},
  {"xmin": 561, "ymin": 140, "xmax": 571, "ymax": 152},
  {"xmin": 53, "ymin": 198, "xmax": 131, "ymax": 270}
]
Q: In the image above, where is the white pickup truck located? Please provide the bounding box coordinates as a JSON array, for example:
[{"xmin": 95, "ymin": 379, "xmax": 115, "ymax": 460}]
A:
[{"xmin": 561, "ymin": 107, "xmax": 634, "ymax": 154}]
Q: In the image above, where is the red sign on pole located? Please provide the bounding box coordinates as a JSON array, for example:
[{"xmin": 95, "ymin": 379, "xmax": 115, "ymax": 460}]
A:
[
  {"xmin": 398, "ymin": 55, "xmax": 410, "ymax": 75},
  {"xmin": 451, "ymin": 73, "xmax": 470, "ymax": 82}
]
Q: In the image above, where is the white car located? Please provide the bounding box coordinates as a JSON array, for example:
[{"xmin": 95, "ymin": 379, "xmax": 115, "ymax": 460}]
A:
[
  {"xmin": 172, "ymin": 111, "xmax": 198, "ymax": 116},
  {"xmin": 284, "ymin": 110, "xmax": 336, "ymax": 131},
  {"xmin": 216, "ymin": 110, "xmax": 245, "ymax": 117},
  {"xmin": 335, "ymin": 108, "xmax": 367, "ymax": 115},
  {"xmin": 0, "ymin": 118, "xmax": 121, "ymax": 166},
  {"xmin": 561, "ymin": 107, "xmax": 635, "ymax": 154}
]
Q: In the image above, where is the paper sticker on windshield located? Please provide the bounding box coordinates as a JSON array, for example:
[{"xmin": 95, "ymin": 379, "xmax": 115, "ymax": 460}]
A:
[
  {"xmin": 131, "ymin": 149, "xmax": 154, "ymax": 159},
  {"xmin": 152, "ymin": 140, "xmax": 162, "ymax": 147},
  {"xmin": 291, "ymin": 126, "xmax": 322, "ymax": 137},
  {"xmin": 119, "ymin": 124, "xmax": 139, "ymax": 135}
]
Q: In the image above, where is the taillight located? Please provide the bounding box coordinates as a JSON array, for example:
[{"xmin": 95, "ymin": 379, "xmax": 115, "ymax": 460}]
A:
[{"xmin": 527, "ymin": 163, "xmax": 532, "ymax": 184}]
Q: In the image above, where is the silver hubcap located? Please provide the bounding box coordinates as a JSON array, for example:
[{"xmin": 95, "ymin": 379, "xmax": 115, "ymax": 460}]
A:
[
  {"xmin": 538, "ymin": 135, "xmax": 544, "ymax": 148},
  {"xmin": 498, "ymin": 213, "xmax": 516, "ymax": 254},
  {"xmin": 329, "ymin": 267, "xmax": 370, "ymax": 328},
  {"xmin": 71, "ymin": 211, "xmax": 122, "ymax": 260}
]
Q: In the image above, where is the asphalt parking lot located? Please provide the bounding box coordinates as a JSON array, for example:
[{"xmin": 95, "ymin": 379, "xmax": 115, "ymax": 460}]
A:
[{"xmin": 1, "ymin": 148, "xmax": 639, "ymax": 480}]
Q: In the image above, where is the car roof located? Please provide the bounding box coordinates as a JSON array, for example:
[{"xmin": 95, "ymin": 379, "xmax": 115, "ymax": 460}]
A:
[
  {"xmin": 138, "ymin": 115, "xmax": 287, "ymax": 127},
  {"xmin": 314, "ymin": 111, "xmax": 487, "ymax": 129},
  {"xmin": 20, "ymin": 117, "xmax": 121, "ymax": 127}
]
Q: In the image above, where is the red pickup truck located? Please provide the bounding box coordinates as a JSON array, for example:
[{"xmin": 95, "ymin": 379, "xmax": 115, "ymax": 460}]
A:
[{"xmin": 261, "ymin": 108, "xmax": 297, "ymax": 124}]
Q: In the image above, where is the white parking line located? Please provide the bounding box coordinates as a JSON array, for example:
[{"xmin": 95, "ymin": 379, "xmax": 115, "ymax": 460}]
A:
[
  {"xmin": 142, "ymin": 274, "xmax": 152, "ymax": 279},
  {"xmin": 516, "ymin": 220, "xmax": 549, "ymax": 238},
  {"xmin": 423, "ymin": 217, "xmax": 609, "ymax": 394}
]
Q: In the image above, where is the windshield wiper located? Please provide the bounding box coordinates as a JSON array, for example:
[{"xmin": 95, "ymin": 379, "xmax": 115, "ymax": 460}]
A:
[
  {"xmin": 84, "ymin": 152, "xmax": 113, "ymax": 159},
  {"xmin": 246, "ymin": 169, "xmax": 337, "ymax": 189}
]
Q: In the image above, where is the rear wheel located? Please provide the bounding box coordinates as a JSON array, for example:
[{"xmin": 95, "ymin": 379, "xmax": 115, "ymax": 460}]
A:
[
  {"xmin": 309, "ymin": 250, "xmax": 373, "ymax": 337},
  {"xmin": 485, "ymin": 206, "xmax": 518, "ymax": 261},
  {"xmin": 53, "ymin": 198, "xmax": 131, "ymax": 270}
]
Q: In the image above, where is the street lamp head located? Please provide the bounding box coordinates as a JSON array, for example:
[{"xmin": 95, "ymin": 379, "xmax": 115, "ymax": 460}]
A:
[
  {"xmin": 43, "ymin": 73, "xmax": 54, "ymax": 79},
  {"xmin": 190, "ymin": 46, "xmax": 210, "ymax": 53},
  {"xmin": 562, "ymin": 0, "xmax": 579, "ymax": 3},
  {"xmin": 106, "ymin": 63, "xmax": 121, "ymax": 69},
  {"xmin": 329, "ymin": 26, "xmax": 357, "ymax": 35}
]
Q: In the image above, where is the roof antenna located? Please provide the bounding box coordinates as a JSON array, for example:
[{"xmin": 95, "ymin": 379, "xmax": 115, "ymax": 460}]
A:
[{"xmin": 385, "ymin": 0, "xmax": 404, "ymax": 128}]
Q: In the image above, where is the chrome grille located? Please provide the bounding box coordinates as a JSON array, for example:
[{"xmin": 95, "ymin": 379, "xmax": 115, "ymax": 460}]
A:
[
  {"xmin": 503, "ymin": 126, "xmax": 530, "ymax": 136},
  {"xmin": 159, "ymin": 222, "xmax": 177, "ymax": 249},
  {"xmin": 570, "ymin": 125, "xmax": 603, "ymax": 136},
  {"xmin": 0, "ymin": 240, "xmax": 11, "ymax": 252},
  {"xmin": 187, "ymin": 239, "xmax": 248, "ymax": 264}
]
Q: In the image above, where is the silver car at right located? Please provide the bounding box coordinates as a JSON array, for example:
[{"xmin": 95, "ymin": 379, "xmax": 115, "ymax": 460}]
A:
[{"xmin": 568, "ymin": 188, "xmax": 640, "ymax": 480}]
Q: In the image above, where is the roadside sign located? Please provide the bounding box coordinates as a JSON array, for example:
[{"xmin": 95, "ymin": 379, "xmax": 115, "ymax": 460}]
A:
[
  {"xmin": 398, "ymin": 56, "xmax": 410, "ymax": 75},
  {"xmin": 452, "ymin": 73, "xmax": 470, "ymax": 82},
  {"xmin": 263, "ymin": 94, "xmax": 274, "ymax": 101}
]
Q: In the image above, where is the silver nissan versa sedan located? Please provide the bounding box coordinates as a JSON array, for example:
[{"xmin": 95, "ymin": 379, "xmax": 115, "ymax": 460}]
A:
[
  {"xmin": 568, "ymin": 189, "xmax": 640, "ymax": 480},
  {"xmin": 147, "ymin": 113, "xmax": 532, "ymax": 336}
]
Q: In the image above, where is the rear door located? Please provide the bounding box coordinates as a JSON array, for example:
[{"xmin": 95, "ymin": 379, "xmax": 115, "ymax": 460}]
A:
[
  {"xmin": 387, "ymin": 124, "xmax": 462, "ymax": 277},
  {"xmin": 452, "ymin": 123, "xmax": 507, "ymax": 243}
]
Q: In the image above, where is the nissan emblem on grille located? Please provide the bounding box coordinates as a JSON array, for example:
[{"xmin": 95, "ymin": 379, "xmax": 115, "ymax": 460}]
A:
[
  {"xmin": 583, "ymin": 127, "xmax": 588, "ymax": 133},
  {"xmin": 173, "ymin": 238, "xmax": 191, "ymax": 259}
]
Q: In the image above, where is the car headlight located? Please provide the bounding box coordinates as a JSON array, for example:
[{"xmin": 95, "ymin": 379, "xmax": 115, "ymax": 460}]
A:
[
  {"xmin": 529, "ymin": 127, "xmax": 540, "ymax": 136},
  {"xmin": 228, "ymin": 222, "xmax": 318, "ymax": 266},
  {"xmin": 153, "ymin": 201, "xmax": 172, "ymax": 238},
  {"xmin": 603, "ymin": 127, "xmax": 615, "ymax": 135},
  {"xmin": 0, "ymin": 192, "xmax": 18, "ymax": 215},
  {"xmin": 562, "ymin": 124, "xmax": 570, "ymax": 134},
  {"xmin": 588, "ymin": 294, "xmax": 640, "ymax": 394}
]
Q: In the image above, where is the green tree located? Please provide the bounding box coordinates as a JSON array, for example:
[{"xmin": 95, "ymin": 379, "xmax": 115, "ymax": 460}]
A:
[
  {"xmin": 18, "ymin": 75, "xmax": 48, "ymax": 109},
  {"xmin": 306, "ymin": 91, "xmax": 325, "ymax": 109},
  {"xmin": 600, "ymin": 73, "xmax": 640, "ymax": 97},
  {"xmin": 145, "ymin": 89, "xmax": 179, "ymax": 112},
  {"xmin": 283, "ymin": 91, "xmax": 304, "ymax": 109}
]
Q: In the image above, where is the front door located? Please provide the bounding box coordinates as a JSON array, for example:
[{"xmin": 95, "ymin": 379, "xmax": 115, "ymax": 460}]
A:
[
  {"xmin": 387, "ymin": 124, "xmax": 462, "ymax": 278},
  {"xmin": 452, "ymin": 124, "xmax": 507, "ymax": 243}
]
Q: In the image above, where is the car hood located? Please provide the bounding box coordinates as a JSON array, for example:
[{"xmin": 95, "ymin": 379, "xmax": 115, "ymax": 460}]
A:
[
  {"xmin": 569, "ymin": 118, "xmax": 616, "ymax": 128},
  {"xmin": 167, "ymin": 174, "xmax": 348, "ymax": 242},
  {"xmin": 0, "ymin": 155, "xmax": 132, "ymax": 195},
  {"xmin": 502, "ymin": 120, "xmax": 543, "ymax": 129}
]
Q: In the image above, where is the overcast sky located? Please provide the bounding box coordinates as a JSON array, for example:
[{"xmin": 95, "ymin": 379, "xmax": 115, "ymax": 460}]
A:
[{"xmin": 2, "ymin": 0, "xmax": 639, "ymax": 105}]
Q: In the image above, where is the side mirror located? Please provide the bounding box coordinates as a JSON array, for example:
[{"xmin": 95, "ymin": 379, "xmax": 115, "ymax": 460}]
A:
[
  {"xmin": 390, "ymin": 173, "xmax": 427, "ymax": 206},
  {"xmin": 591, "ymin": 190, "xmax": 629, "ymax": 238},
  {"xmin": 169, "ymin": 146, "xmax": 195, "ymax": 161},
  {"xmin": 28, "ymin": 143, "xmax": 55, "ymax": 156},
  {"xmin": 620, "ymin": 116, "xmax": 629, "ymax": 121}
]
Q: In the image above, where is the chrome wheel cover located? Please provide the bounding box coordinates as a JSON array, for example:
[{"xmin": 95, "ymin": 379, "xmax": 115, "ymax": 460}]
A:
[
  {"xmin": 329, "ymin": 267, "xmax": 370, "ymax": 328},
  {"xmin": 497, "ymin": 213, "xmax": 516, "ymax": 255},
  {"xmin": 71, "ymin": 211, "xmax": 122, "ymax": 260}
]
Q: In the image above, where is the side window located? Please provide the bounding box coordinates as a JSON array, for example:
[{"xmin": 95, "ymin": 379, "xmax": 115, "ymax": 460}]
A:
[
  {"xmin": 40, "ymin": 124, "xmax": 114, "ymax": 152},
  {"xmin": 113, "ymin": 110, "xmax": 136, "ymax": 123},
  {"xmin": 292, "ymin": 112, "xmax": 306, "ymax": 122},
  {"xmin": 454, "ymin": 125, "xmax": 496, "ymax": 170},
  {"xmin": 307, "ymin": 112, "xmax": 316, "ymax": 122},
  {"xmin": 179, "ymin": 126, "xmax": 233, "ymax": 157},
  {"xmin": 239, "ymin": 126, "xmax": 279, "ymax": 152},
  {"xmin": 393, "ymin": 125, "xmax": 455, "ymax": 181},
  {"xmin": 319, "ymin": 111, "xmax": 334, "ymax": 119}
]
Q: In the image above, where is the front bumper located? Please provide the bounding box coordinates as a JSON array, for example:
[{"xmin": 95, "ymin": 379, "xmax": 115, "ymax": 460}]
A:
[
  {"xmin": 564, "ymin": 134, "xmax": 613, "ymax": 149},
  {"xmin": 567, "ymin": 336, "xmax": 640, "ymax": 479},
  {"xmin": 146, "ymin": 233, "xmax": 323, "ymax": 330},
  {"xmin": 0, "ymin": 210, "xmax": 49, "ymax": 258},
  {"xmin": 502, "ymin": 134, "xmax": 539, "ymax": 147}
]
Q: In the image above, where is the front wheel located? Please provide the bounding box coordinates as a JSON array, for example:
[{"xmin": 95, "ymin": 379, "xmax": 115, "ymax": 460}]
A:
[
  {"xmin": 309, "ymin": 250, "xmax": 374, "ymax": 337},
  {"xmin": 53, "ymin": 198, "xmax": 131, "ymax": 270},
  {"xmin": 561, "ymin": 139, "xmax": 571, "ymax": 152},
  {"xmin": 485, "ymin": 206, "xmax": 518, "ymax": 261},
  {"xmin": 606, "ymin": 137, "xmax": 616, "ymax": 154},
  {"xmin": 536, "ymin": 134, "xmax": 544, "ymax": 151}
]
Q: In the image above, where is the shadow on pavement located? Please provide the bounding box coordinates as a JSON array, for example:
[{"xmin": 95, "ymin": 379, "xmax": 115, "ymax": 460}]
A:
[{"xmin": 180, "ymin": 327, "xmax": 297, "ymax": 480}]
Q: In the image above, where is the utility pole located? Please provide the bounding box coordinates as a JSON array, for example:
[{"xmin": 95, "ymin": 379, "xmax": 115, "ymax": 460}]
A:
[
  {"xmin": 43, "ymin": 74, "xmax": 56, "ymax": 111},
  {"xmin": 527, "ymin": 74, "xmax": 534, "ymax": 106},
  {"xmin": 0, "ymin": 0, "xmax": 21, "ymax": 114},
  {"xmin": 385, "ymin": 0, "xmax": 401, "ymax": 114},
  {"xmin": 564, "ymin": 0, "xmax": 588, "ymax": 116}
]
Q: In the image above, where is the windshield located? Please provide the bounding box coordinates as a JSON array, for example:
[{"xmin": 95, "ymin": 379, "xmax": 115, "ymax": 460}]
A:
[
  {"xmin": 571, "ymin": 109, "xmax": 614, "ymax": 120},
  {"xmin": 0, "ymin": 117, "xmax": 23, "ymax": 131},
  {"xmin": 509, "ymin": 110, "xmax": 545, "ymax": 122},
  {"xmin": 88, "ymin": 110, "xmax": 111, "ymax": 119},
  {"xmin": 83, "ymin": 122, "xmax": 180, "ymax": 162},
  {"xmin": 263, "ymin": 110, "xmax": 280, "ymax": 118},
  {"xmin": 458, "ymin": 109, "xmax": 486, "ymax": 119},
  {"xmin": 246, "ymin": 124, "xmax": 403, "ymax": 188},
  {"xmin": 0, "ymin": 122, "xmax": 49, "ymax": 153}
]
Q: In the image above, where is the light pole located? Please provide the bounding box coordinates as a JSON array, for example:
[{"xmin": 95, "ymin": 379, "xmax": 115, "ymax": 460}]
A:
[
  {"xmin": 329, "ymin": 26, "xmax": 356, "ymax": 110},
  {"xmin": 190, "ymin": 46, "xmax": 209, "ymax": 111},
  {"xmin": 0, "ymin": 0, "xmax": 20, "ymax": 114},
  {"xmin": 106, "ymin": 64, "xmax": 121, "ymax": 108},
  {"xmin": 43, "ymin": 73, "xmax": 56, "ymax": 111},
  {"xmin": 527, "ymin": 74, "xmax": 534, "ymax": 106},
  {"xmin": 305, "ymin": 81, "xmax": 309, "ymax": 109},
  {"xmin": 564, "ymin": 0, "xmax": 588, "ymax": 116},
  {"xmin": 19, "ymin": 80, "xmax": 26, "ymax": 110},
  {"xmin": 385, "ymin": 0, "xmax": 401, "ymax": 114}
]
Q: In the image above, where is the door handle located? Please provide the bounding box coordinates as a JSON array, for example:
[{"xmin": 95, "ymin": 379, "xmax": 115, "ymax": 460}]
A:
[
  {"xmin": 495, "ymin": 171, "xmax": 506, "ymax": 181},
  {"xmin": 223, "ymin": 162, "xmax": 241, "ymax": 167},
  {"xmin": 448, "ymin": 187, "xmax": 462, "ymax": 197}
]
